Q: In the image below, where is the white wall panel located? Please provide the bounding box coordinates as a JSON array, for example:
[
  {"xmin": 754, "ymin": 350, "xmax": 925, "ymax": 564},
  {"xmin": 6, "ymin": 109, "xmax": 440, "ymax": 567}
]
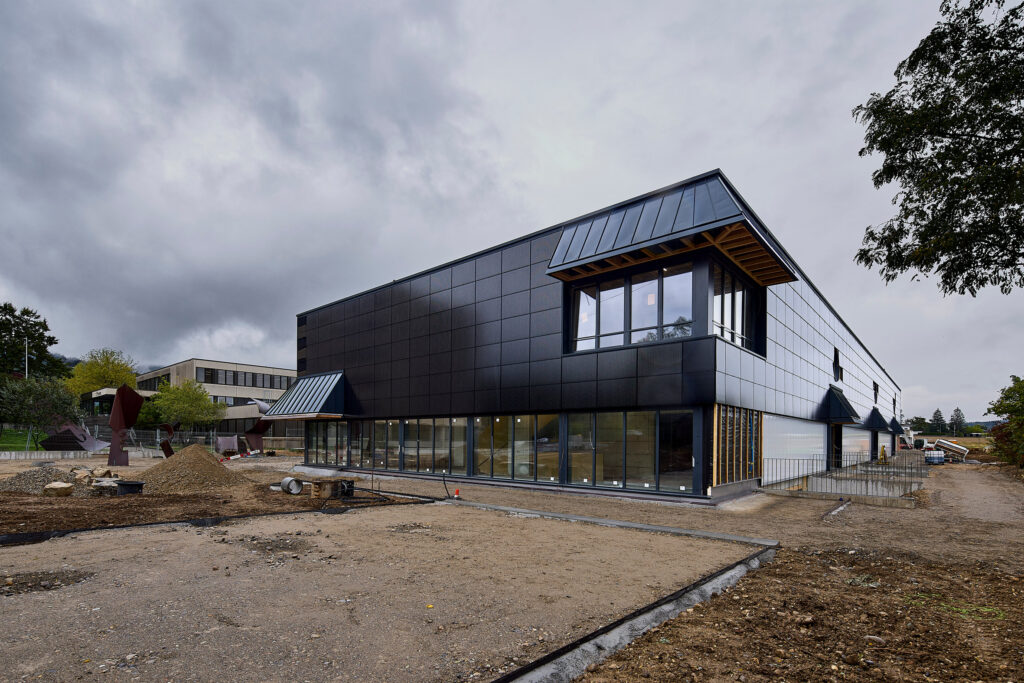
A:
[{"xmin": 762, "ymin": 415, "xmax": 826, "ymax": 484}]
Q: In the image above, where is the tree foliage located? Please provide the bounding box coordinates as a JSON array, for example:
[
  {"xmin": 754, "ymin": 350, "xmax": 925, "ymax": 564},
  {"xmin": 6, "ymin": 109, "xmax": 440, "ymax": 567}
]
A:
[
  {"xmin": 65, "ymin": 348, "xmax": 138, "ymax": 396},
  {"xmin": 908, "ymin": 415, "xmax": 929, "ymax": 433},
  {"xmin": 949, "ymin": 407, "xmax": 967, "ymax": 434},
  {"xmin": 987, "ymin": 374, "xmax": 1024, "ymax": 465},
  {"xmin": 150, "ymin": 379, "xmax": 226, "ymax": 429},
  {"xmin": 0, "ymin": 302, "xmax": 69, "ymax": 378},
  {"xmin": 930, "ymin": 409, "xmax": 948, "ymax": 434},
  {"xmin": 0, "ymin": 377, "xmax": 81, "ymax": 448},
  {"xmin": 853, "ymin": 0, "xmax": 1024, "ymax": 295}
]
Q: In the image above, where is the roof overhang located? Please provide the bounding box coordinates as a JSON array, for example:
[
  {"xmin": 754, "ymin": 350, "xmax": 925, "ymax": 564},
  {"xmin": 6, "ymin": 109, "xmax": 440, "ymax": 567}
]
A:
[
  {"xmin": 862, "ymin": 407, "xmax": 891, "ymax": 432},
  {"xmin": 545, "ymin": 172, "xmax": 797, "ymax": 287},
  {"xmin": 263, "ymin": 371, "xmax": 345, "ymax": 420},
  {"xmin": 889, "ymin": 418, "xmax": 905, "ymax": 435},
  {"xmin": 820, "ymin": 385, "xmax": 860, "ymax": 424}
]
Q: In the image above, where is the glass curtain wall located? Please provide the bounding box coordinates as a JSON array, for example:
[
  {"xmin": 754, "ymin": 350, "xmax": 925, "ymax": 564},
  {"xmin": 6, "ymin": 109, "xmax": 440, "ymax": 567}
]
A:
[
  {"xmin": 625, "ymin": 412, "xmax": 656, "ymax": 489},
  {"xmin": 473, "ymin": 417, "xmax": 493, "ymax": 477},
  {"xmin": 658, "ymin": 411, "xmax": 694, "ymax": 492},
  {"xmin": 402, "ymin": 419, "xmax": 418, "ymax": 471},
  {"xmin": 419, "ymin": 419, "xmax": 434, "ymax": 472},
  {"xmin": 536, "ymin": 414, "xmax": 560, "ymax": 482},
  {"xmin": 596, "ymin": 412, "xmax": 624, "ymax": 486},
  {"xmin": 568, "ymin": 414, "xmax": 594, "ymax": 484},
  {"xmin": 513, "ymin": 416, "xmax": 535, "ymax": 480},
  {"xmin": 450, "ymin": 418, "xmax": 468, "ymax": 475},
  {"xmin": 386, "ymin": 420, "xmax": 400, "ymax": 470},
  {"xmin": 492, "ymin": 417, "xmax": 512, "ymax": 479},
  {"xmin": 434, "ymin": 420, "xmax": 451, "ymax": 474},
  {"xmin": 712, "ymin": 264, "xmax": 755, "ymax": 351}
]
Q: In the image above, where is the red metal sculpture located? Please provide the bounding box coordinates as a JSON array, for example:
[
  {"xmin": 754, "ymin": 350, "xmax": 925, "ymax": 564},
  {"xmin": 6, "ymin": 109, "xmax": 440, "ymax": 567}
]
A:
[{"xmin": 107, "ymin": 384, "xmax": 144, "ymax": 466}]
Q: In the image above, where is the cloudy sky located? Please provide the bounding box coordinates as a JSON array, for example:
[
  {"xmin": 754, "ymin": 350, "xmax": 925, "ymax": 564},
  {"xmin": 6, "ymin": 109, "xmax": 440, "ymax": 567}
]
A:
[{"xmin": 1, "ymin": 1, "xmax": 1018, "ymax": 420}]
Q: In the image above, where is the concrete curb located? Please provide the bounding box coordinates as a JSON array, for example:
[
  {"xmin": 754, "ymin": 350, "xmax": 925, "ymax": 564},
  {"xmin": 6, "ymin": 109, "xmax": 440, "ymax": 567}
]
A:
[
  {"xmin": 493, "ymin": 546, "xmax": 776, "ymax": 683},
  {"xmin": 446, "ymin": 500, "xmax": 780, "ymax": 548}
]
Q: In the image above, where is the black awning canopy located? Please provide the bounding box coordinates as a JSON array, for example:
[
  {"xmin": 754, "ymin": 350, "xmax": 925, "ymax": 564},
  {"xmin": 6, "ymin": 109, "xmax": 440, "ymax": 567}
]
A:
[
  {"xmin": 889, "ymin": 418, "xmax": 905, "ymax": 435},
  {"xmin": 263, "ymin": 371, "xmax": 345, "ymax": 420},
  {"xmin": 546, "ymin": 171, "xmax": 796, "ymax": 287},
  {"xmin": 863, "ymin": 407, "xmax": 891, "ymax": 432},
  {"xmin": 820, "ymin": 385, "xmax": 860, "ymax": 424}
]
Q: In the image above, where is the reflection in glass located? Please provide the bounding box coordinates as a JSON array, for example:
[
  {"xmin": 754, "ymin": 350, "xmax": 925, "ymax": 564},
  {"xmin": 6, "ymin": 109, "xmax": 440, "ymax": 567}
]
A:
[
  {"xmin": 373, "ymin": 420, "xmax": 387, "ymax": 469},
  {"xmin": 473, "ymin": 417, "xmax": 492, "ymax": 477},
  {"xmin": 387, "ymin": 420, "xmax": 400, "ymax": 470},
  {"xmin": 359, "ymin": 420, "xmax": 373, "ymax": 468},
  {"xmin": 625, "ymin": 412, "xmax": 655, "ymax": 489},
  {"xmin": 327, "ymin": 422, "xmax": 338, "ymax": 466},
  {"xmin": 513, "ymin": 415, "xmax": 535, "ymax": 480},
  {"xmin": 572, "ymin": 286, "xmax": 597, "ymax": 351},
  {"xmin": 450, "ymin": 418, "xmax": 468, "ymax": 475},
  {"xmin": 662, "ymin": 264, "xmax": 693, "ymax": 338},
  {"xmin": 596, "ymin": 412, "xmax": 624, "ymax": 487},
  {"xmin": 493, "ymin": 416, "xmax": 512, "ymax": 479},
  {"xmin": 630, "ymin": 271, "xmax": 658, "ymax": 343},
  {"xmin": 434, "ymin": 420, "xmax": 451, "ymax": 473},
  {"xmin": 568, "ymin": 413, "xmax": 593, "ymax": 485},
  {"xmin": 536, "ymin": 414, "xmax": 560, "ymax": 482},
  {"xmin": 599, "ymin": 279, "xmax": 625, "ymax": 334},
  {"xmin": 402, "ymin": 419, "xmax": 418, "ymax": 471},
  {"xmin": 418, "ymin": 419, "xmax": 434, "ymax": 472},
  {"xmin": 658, "ymin": 410, "xmax": 694, "ymax": 492}
]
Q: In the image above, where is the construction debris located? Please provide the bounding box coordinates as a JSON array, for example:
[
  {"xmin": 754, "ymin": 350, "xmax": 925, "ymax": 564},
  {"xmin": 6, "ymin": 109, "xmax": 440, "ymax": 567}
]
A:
[
  {"xmin": 0, "ymin": 466, "xmax": 92, "ymax": 497},
  {"xmin": 42, "ymin": 482, "xmax": 74, "ymax": 497}
]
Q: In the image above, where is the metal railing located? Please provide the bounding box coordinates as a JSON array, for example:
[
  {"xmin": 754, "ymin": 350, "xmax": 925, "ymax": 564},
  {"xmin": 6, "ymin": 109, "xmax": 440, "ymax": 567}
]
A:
[{"xmin": 760, "ymin": 450, "xmax": 926, "ymax": 500}]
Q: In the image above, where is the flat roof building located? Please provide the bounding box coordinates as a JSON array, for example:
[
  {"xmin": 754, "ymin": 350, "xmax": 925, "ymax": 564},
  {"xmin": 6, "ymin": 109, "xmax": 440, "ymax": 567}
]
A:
[{"xmin": 268, "ymin": 170, "xmax": 900, "ymax": 499}]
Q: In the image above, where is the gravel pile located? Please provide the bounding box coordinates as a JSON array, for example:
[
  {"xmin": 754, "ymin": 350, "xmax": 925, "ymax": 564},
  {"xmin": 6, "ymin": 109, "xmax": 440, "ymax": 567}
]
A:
[
  {"xmin": 0, "ymin": 466, "xmax": 91, "ymax": 497},
  {"xmin": 139, "ymin": 444, "xmax": 249, "ymax": 494}
]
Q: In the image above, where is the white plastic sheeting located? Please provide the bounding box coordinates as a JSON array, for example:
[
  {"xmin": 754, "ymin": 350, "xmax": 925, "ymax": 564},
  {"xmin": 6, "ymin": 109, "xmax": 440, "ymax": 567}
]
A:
[
  {"xmin": 842, "ymin": 427, "xmax": 871, "ymax": 467},
  {"xmin": 762, "ymin": 415, "xmax": 827, "ymax": 485}
]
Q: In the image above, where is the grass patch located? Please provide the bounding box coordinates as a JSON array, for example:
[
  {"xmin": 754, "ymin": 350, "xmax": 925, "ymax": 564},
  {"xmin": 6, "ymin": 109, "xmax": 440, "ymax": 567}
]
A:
[
  {"xmin": 905, "ymin": 592, "xmax": 1006, "ymax": 621},
  {"xmin": 0, "ymin": 430, "xmax": 44, "ymax": 451}
]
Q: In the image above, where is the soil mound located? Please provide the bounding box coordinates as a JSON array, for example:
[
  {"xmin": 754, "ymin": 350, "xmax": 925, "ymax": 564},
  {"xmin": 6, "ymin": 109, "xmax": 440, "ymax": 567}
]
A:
[
  {"xmin": 139, "ymin": 445, "xmax": 249, "ymax": 494},
  {"xmin": 0, "ymin": 466, "xmax": 90, "ymax": 497}
]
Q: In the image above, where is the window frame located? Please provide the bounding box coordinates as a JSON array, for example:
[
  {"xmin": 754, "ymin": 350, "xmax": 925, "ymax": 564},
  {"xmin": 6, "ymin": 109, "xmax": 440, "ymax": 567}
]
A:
[{"xmin": 569, "ymin": 259, "xmax": 697, "ymax": 352}]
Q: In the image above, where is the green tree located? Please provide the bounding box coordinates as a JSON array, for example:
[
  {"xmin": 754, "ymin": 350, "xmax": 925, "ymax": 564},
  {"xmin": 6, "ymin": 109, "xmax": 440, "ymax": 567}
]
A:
[
  {"xmin": 853, "ymin": 0, "xmax": 1024, "ymax": 295},
  {"xmin": 0, "ymin": 302, "xmax": 69, "ymax": 378},
  {"xmin": 0, "ymin": 377, "xmax": 81, "ymax": 448},
  {"xmin": 134, "ymin": 399, "xmax": 162, "ymax": 430},
  {"xmin": 949, "ymin": 407, "xmax": 968, "ymax": 435},
  {"xmin": 987, "ymin": 375, "xmax": 1024, "ymax": 466},
  {"xmin": 908, "ymin": 415, "xmax": 929, "ymax": 433},
  {"xmin": 65, "ymin": 348, "xmax": 137, "ymax": 396},
  {"xmin": 930, "ymin": 409, "xmax": 948, "ymax": 434},
  {"xmin": 150, "ymin": 379, "xmax": 226, "ymax": 430}
]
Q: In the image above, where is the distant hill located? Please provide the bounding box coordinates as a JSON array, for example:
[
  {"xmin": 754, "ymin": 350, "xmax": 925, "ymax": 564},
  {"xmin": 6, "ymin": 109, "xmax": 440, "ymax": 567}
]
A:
[{"xmin": 967, "ymin": 420, "xmax": 1001, "ymax": 430}]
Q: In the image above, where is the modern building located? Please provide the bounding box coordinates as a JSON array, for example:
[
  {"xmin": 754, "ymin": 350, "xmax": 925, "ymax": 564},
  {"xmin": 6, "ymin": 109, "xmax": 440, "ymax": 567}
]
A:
[
  {"xmin": 85, "ymin": 358, "xmax": 298, "ymax": 435},
  {"xmin": 267, "ymin": 170, "xmax": 901, "ymax": 499}
]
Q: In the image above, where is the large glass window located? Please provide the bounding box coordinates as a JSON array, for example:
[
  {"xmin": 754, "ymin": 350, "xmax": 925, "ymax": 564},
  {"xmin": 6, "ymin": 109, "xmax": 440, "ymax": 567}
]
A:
[
  {"xmin": 625, "ymin": 412, "xmax": 655, "ymax": 489},
  {"xmin": 713, "ymin": 264, "xmax": 756, "ymax": 350},
  {"xmin": 450, "ymin": 418, "xmax": 468, "ymax": 475},
  {"xmin": 434, "ymin": 420, "xmax": 451, "ymax": 473},
  {"xmin": 327, "ymin": 422, "xmax": 338, "ymax": 466},
  {"xmin": 598, "ymin": 279, "xmax": 625, "ymax": 347},
  {"xmin": 473, "ymin": 417, "xmax": 492, "ymax": 477},
  {"xmin": 572, "ymin": 286, "xmax": 597, "ymax": 351},
  {"xmin": 419, "ymin": 419, "xmax": 434, "ymax": 472},
  {"xmin": 658, "ymin": 410, "xmax": 693, "ymax": 492},
  {"xmin": 386, "ymin": 420, "xmax": 400, "ymax": 470},
  {"xmin": 373, "ymin": 420, "xmax": 386, "ymax": 469},
  {"xmin": 596, "ymin": 412, "xmax": 624, "ymax": 486},
  {"xmin": 338, "ymin": 421, "xmax": 349, "ymax": 466},
  {"xmin": 492, "ymin": 416, "xmax": 512, "ymax": 479},
  {"xmin": 571, "ymin": 264, "xmax": 695, "ymax": 351},
  {"xmin": 402, "ymin": 419, "xmax": 418, "ymax": 471},
  {"xmin": 568, "ymin": 414, "xmax": 593, "ymax": 484},
  {"xmin": 536, "ymin": 414, "xmax": 560, "ymax": 483},
  {"xmin": 513, "ymin": 415, "xmax": 535, "ymax": 480}
]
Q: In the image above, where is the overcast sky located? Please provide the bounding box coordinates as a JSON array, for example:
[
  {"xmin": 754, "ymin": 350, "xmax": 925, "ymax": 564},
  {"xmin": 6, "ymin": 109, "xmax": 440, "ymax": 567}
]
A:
[{"xmin": 1, "ymin": 1, "xmax": 1018, "ymax": 421}]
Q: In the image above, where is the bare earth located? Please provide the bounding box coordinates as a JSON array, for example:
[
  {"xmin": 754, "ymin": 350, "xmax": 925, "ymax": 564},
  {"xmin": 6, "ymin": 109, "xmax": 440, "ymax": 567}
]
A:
[
  {"xmin": 0, "ymin": 502, "xmax": 748, "ymax": 681},
  {"xmin": 2, "ymin": 457, "xmax": 1022, "ymax": 682}
]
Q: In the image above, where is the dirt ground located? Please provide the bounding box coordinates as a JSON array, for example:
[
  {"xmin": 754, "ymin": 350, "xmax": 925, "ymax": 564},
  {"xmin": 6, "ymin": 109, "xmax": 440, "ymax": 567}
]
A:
[{"xmin": 0, "ymin": 503, "xmax": 748, "ymax": 682}]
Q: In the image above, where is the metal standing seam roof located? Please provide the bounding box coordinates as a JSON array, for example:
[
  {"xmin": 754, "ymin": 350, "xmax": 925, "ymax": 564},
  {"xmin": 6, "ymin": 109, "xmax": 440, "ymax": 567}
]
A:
[
  {"xmin": 264, "ymin": 371, "xmax": 345, "ymax": 418},
  {"xmin": 545, "ymin": 172, "xmax": 796, "ymax": 286}
]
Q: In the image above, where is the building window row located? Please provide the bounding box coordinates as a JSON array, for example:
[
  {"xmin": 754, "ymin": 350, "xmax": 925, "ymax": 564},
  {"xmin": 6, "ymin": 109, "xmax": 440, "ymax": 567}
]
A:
[
  {"xmin": 712, "ymin": 264, "xmax": 757, "ymax": 351},
  {"xmin": 211, "ymin": 395, "xmax": 274, "ymax": 407},
  {"xmin": 137, "ymin": 374, "xmax": 170, "ymax": 392},
  {"xmin": 196, "ymin": 367, "xmax": 295, "ymax": 390},
  {"xmin": 571, "ymin": 264, "xmax": 694, "ymax": 351},
  {"xmin": 305, "ymin": 410, "xmax": 695, "ymax": 494}
]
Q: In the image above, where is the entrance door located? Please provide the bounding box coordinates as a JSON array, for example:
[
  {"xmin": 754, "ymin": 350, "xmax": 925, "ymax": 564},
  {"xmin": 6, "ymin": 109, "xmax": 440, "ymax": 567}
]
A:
[{"xmin": 830, "ymin": 424, "xmax": 843, "ymax": 470}]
